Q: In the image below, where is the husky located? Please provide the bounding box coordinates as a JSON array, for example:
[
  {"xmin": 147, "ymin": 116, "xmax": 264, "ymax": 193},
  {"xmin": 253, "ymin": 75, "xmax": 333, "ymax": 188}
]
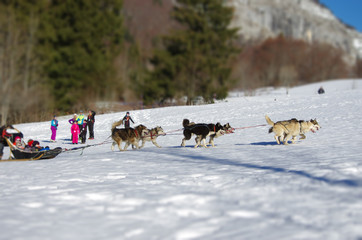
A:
[
  {"xmin": 223, "ymin": 123, "xmax": 235, "ymax": 134},
  {"xmin": 181, "ymin": 119, "xmax": 225, "ymax": 148},
  {"xmin": 111, "ymin": 120, "xmax": 148, "ymax": 151},
  {"xmin": 208, "ymin": 123, "xmax": 234, "ymax": 147},
  {"xmin": 265, "ymin": 115, "xmax": 320, "ymax": 145},
  {"xmin": 139, "ymin": 126, "xmax": 166, "ymax": 148}
]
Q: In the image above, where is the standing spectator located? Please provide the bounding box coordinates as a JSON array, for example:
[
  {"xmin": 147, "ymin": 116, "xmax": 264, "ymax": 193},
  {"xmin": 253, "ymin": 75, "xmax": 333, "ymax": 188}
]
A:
[
  {"xmin": 0, "ymin": 124, "xmax": 14, "ymax": 160},
  {"xmin": 80, "ymin": 119, "xmax": 88, "ymax": 144},
  {"xmin": 50, "ymin": 115, "xmax": 58, "ymax": 142},
  {"xmin": 69, "ymin": 114, "xmax": 77, "ymax": 124},
  {"xmin": 69, "ymin": 114, "xmax": 77, "ymax": 141},
  {"xmin": 87, "ymin": 110, "xmax": 96, "ymax": 139},
  {"xmin": 122, "ymin": 112, "xmax": 134, "ymax": 128},
  {"xmin": 76, "ymin": 110, "xmax": 85, "ymax": 133},
  {"xmin": 71, "ymin": 121, "xmax": 80, "ymax": 144}
]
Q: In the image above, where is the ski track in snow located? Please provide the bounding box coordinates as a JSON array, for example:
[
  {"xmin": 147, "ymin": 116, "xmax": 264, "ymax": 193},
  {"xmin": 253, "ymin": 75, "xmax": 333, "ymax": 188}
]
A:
[{"xmin": 1, "ymin": 80, "xmax": 362, "ymax": 240}]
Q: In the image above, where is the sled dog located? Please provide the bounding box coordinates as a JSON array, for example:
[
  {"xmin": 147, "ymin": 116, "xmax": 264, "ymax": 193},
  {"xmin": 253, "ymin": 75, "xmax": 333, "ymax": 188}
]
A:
[
  {"xmin": 223, "ymin": 123, "xmax": 235, "ymax": 134},
  {"xmin": 139, "ymin": 126, "xmax": 166, "ymax": 148},
  {"xmin": 208, "ymin": 123, "xmax": 234, "ymax": 147},
  {"xmin": 265, "ymin": 115, "xmax": 320, "ymax": 145},
  {"xmin": 181, "ymin": 119, "xmax": 225, "ymax": 148},
  {"xmin": 111, "ymin": 120, "xmax": 148, "ymax": 151}
]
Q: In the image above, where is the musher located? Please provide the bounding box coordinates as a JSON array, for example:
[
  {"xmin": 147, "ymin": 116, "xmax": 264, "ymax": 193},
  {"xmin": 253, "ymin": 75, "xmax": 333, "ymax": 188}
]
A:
[{"xmin": 0, "ymin": 124, "xmax": 15, "ymax": 160}]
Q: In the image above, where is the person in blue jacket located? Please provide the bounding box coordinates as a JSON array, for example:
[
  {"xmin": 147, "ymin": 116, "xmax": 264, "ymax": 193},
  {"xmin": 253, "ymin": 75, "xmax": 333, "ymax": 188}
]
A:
[{"xmin": 50, "ymin": 115, "xmax": 58, "ymax": 142}]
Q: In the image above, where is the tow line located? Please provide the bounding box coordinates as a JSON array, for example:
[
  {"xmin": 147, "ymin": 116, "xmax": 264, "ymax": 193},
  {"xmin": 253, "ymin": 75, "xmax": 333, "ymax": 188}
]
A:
[
  {"xmin": 62, "ymin": 137, "xmax": 113, "ymax": 155},
  {"xmin": 234, "ymin": 124, "xmax": 267, "ymax": 130}
]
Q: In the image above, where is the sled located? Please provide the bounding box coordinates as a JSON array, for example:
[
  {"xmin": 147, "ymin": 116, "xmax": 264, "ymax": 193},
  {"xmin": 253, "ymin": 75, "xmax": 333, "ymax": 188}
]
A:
[
  {"xmin": 0, "ymin": 154, "xmax": 45, "ymax": 162},
  {"xmin": 1, "ymin": 138, "xmax": 62, "ymax": 162}
]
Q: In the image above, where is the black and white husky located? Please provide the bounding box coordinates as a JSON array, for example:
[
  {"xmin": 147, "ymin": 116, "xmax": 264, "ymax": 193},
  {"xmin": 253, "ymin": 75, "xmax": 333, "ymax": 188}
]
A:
[{"xmin": 181, "ymin": 119, "xmax": 225, "ymax": 148}]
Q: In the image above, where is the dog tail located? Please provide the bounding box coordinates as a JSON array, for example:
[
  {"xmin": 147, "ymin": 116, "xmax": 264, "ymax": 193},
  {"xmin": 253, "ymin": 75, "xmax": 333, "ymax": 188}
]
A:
[
  {"xmin": 265, "ymin": 115, "xmax": 274, "ymax": 126},
  {"xmin": 112, "ymin": 120, "xmax": 123, "ymax": 131},
  {"xmin": 183, "ymin": 119, "xmax": 190, "ymax": 128}
]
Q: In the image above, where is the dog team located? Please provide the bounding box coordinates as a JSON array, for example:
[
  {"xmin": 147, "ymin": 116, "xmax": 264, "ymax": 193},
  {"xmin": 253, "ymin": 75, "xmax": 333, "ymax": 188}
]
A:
[{"xmin": 111, "ymin": 113, "xmax": 321, "ymax": 151}]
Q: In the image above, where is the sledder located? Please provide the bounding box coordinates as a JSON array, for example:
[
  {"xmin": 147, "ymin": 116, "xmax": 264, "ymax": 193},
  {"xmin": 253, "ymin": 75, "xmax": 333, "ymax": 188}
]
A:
[
  {"xmin": 0, "ymin": 127, "xmax": 62, "ymax": 161},
  {"xmin": 3, "ymin": 137, "xmax": 62, "ymax": 161}
]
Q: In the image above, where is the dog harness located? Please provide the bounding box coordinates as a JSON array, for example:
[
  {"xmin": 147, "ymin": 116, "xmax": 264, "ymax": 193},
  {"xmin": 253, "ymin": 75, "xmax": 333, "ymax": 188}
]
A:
[
  {"xmin": 299, "ymin": 121, "xmax": 304, "ymax": 134},
  {"xmin": 143, "ymin": 130, "xmax": 156, "ymax": 139}
]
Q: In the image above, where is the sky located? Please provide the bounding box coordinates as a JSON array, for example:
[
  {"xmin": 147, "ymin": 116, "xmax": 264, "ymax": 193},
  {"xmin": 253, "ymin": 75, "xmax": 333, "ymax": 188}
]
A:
[{"xmin": 319, "ymin": 0, "xmax": 362, "ymax": 32}]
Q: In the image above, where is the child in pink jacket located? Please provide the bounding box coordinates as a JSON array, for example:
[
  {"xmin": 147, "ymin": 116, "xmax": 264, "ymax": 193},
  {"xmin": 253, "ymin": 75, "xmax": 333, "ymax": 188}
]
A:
[{"xmin": 71, "ymin": 121, "xmax": 80, "ymax": 144}]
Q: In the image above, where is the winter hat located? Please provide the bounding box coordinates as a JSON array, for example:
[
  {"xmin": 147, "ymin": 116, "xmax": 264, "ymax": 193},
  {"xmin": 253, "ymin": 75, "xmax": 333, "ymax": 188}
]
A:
[
  {"xmin": 15, "ymin": 136, "xmax": 21, "ymax": 141},
  {"xmin": 28, "ymin": 139, "xmax": 34, "ymax": 146}
]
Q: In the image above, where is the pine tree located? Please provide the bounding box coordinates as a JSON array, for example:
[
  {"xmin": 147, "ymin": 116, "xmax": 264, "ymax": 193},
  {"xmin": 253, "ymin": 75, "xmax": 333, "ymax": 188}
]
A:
[
  {"xmin": 38, "ymin": 0, "xmax": 124, "ymax": 111},
  {"xmin": 144, "ymin": 0, "xmax": 239, "ymax": 105}
]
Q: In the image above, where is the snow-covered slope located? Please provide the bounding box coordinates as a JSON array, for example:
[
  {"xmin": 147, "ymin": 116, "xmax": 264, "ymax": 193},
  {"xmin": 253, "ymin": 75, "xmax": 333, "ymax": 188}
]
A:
[{"xmin": 1, "ymin": 80, "xmax": 362, "ymax": 240}]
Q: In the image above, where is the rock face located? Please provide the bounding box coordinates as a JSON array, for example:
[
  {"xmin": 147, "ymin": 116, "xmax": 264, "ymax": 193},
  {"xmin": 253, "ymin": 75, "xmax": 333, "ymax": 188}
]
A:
[
  {"xmin": 228, "ymin": 0, "xmax": 362, "ymax": 62},
  {"xmin": 123, "ymin": 0, "xmax": 362, "ymax": 62}
]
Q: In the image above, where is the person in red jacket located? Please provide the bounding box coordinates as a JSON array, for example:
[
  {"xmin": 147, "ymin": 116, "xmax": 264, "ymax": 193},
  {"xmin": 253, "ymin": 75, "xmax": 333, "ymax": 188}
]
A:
[{"xmin": 0, "ymin": 125, "xmax": 14, "ymax": 159}]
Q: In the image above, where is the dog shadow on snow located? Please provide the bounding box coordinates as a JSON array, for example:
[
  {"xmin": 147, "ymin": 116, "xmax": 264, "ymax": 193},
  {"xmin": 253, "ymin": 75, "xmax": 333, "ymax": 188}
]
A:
[
  {"xmin": 237, "ymin": 141, "xmax": 280, "ymax": 146},
  {"xmin": 142, "ymin": 147, "xmax": 362, "ymax": 188},
  {"xmin": 238, "ymin": 141, "xmax": 305, "ymax": 146}
]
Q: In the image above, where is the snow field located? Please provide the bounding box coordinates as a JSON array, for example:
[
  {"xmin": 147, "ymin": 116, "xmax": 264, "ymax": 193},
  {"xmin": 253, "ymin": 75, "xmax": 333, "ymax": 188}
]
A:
[{"xmin": 0, "ymin": 80, "xmax": 362, "ymax": 240}]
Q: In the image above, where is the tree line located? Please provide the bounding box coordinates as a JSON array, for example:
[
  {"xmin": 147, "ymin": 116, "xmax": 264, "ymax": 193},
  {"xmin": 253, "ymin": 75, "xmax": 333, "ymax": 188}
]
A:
[
  {"xmin": 1, "ymin": 0, "xmax": 360, "ymax": 125},
  {"xmin": 0, "ymin": 0, "xmax": 124, "ymax": 124},
  {"xmin": 232, "ymin": 35, "xmax": 351, "ymax": 92},
  {"xmin": 0, "ymin": 0, "xmax": 240, "ymax": 124}
]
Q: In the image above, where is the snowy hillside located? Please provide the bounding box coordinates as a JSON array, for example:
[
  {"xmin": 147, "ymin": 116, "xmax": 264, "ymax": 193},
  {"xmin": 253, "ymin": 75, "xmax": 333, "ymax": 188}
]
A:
[{"xmin": 1, "ymin": 79, "xmax": 362, "ymax": 240}]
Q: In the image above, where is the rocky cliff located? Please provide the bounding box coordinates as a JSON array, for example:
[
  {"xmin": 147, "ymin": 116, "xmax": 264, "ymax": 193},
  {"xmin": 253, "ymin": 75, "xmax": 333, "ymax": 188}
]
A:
[
  {"xmin": 228, "ymin": 0, "xmax": 362, "ymax": 62},
  {"xmin": 123, "ymin": 0, "xmax": 362, "ymax": 62}
]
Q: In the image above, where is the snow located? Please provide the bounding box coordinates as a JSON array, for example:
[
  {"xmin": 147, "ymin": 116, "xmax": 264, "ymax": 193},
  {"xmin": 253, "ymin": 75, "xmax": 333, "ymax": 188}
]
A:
[
  {"xmin": 354, "ymin": 38, "xmax": 362, "ymax": 56},
  {"xmin": 1, "ymin": 79, "xmax": 362, "ymax": 240}
]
